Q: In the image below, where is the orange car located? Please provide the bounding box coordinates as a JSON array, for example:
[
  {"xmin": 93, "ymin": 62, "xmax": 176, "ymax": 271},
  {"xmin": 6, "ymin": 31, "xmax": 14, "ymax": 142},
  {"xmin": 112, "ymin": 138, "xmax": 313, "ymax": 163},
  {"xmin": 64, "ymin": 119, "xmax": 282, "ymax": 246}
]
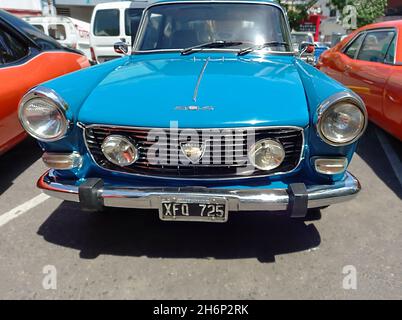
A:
[
  {"xmin": 0, "ymin": 10, "xmax": 90, "ymax": 155},
  {"xmin": 317, "ymin": 20, "xmax": 402, "ymax": 141}
]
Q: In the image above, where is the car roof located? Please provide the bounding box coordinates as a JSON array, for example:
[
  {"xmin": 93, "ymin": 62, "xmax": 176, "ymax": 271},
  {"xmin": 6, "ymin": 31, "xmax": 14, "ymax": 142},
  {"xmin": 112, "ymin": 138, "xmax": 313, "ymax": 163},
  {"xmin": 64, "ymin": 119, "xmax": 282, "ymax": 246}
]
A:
[
  {"xmin": 23, "ymin": 15, "xmax": 74, "ymax": 23},
  {"xmin": 94, "ymin": 0, "xmax": 151, "ymax": 9},
  {"xmin": 357, "ymin": 19, "xmax": 402, "ymax": 31},
  {"xmin": 150, "ymin": 0, "xmax": 278, "ymax": 5}
]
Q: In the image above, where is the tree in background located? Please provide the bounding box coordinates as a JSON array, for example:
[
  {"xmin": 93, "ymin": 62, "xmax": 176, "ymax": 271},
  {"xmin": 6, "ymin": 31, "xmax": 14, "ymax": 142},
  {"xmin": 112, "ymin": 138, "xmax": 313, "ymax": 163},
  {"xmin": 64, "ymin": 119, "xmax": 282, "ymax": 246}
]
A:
[
  {"xmin": 328, "ymin": 0, "xmax": 387, "ymax": 29},
  {"xmin": 278, "ymin": 0, "xmax": 318, "ymax": 30}
]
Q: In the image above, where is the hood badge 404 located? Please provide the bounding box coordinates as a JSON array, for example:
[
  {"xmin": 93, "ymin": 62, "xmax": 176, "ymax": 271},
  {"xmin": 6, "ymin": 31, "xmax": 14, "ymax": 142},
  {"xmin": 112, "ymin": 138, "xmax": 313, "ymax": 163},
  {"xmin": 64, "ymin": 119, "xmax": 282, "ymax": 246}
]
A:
[{"xmin": 175, "ymin": 106, "xmax": 214, "ymax": 111}]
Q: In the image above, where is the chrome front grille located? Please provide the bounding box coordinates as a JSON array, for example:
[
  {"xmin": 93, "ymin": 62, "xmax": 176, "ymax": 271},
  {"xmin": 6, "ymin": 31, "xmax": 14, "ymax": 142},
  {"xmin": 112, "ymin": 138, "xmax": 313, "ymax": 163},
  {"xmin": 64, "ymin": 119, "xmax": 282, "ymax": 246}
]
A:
[{"xmin": 84, "ymin": 125, "xmax": 304, "ymax": 179}]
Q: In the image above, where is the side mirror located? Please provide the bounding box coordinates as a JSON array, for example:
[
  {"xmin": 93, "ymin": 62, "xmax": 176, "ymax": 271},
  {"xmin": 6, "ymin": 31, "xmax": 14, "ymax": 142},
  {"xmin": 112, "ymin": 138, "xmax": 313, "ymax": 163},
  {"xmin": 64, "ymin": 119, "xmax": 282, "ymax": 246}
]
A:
[
  {"xmin": 299, "ymin": 42, "xmax": 315, "ymax": 55},
  {"xmin": 114, "ymin": 41, "xmax": 129, "ymax": 55}
]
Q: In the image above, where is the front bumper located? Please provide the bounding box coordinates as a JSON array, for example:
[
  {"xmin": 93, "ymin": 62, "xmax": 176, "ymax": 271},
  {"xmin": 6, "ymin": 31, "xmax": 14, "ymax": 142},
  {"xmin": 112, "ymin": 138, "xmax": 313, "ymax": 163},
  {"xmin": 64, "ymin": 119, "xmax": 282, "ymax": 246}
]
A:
[{"xmin": 38, "ymin": 170, "xmax": 361, "ymax": 217}]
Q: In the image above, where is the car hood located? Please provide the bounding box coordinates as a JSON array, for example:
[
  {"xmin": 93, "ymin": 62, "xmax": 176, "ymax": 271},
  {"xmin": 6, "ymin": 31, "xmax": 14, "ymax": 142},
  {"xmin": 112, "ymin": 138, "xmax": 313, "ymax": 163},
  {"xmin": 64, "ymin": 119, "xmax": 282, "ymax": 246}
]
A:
[{"xmin": 78, "ymin": 54, "xmax": 309, "ymax": 128}]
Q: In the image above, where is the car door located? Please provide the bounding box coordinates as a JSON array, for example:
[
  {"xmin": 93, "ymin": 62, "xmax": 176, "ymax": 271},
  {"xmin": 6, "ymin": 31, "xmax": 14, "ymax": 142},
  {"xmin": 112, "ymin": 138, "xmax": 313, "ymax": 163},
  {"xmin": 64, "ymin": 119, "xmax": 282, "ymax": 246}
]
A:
[
  {"xmin": 319, "ymin": 34, "xmax": 365, "ymax": 83},
  {"xmin": 382, "ymin": 34, "xmax": 402, "ymax": 140},
  {"xmin": 342, "ymin": 29, "xmax": 396, "ymax": 122},
  {"xmin": 0, "ymin": 23, "xmax": 32, "ymax": 153}
]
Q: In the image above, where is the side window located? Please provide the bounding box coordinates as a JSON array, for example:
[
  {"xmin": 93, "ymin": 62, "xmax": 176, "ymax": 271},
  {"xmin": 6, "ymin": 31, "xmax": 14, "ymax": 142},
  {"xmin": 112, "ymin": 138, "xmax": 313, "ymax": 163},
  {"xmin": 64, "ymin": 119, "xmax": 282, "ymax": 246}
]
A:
[
  {"xmin": 32, "ymin": 24, "xmax": 45, "ymax": 33},
  {"xmin": 344, "ymin": 34, "xmax": 364, "ymax": 59},
  {"xmin": 0, "ymin": 28, "xmax": 29, "ymax": 65},
  {"xmin": 125, "ymin": 8, "xmax": 143, "ymax": 36},
  {"xmin": 48, "ymin": 24, "xmax": 67, "ymax": 41},
  {"xmin": 94, "ymin": 9, "xmax": 120, "ymax": 36},
  {"xmin": 357, "ymin": 30, "xmax": 395, "ymax": 63},
  {"xmin": 385, "ymin": 35, "xmax": 396, "ymax": 64}
]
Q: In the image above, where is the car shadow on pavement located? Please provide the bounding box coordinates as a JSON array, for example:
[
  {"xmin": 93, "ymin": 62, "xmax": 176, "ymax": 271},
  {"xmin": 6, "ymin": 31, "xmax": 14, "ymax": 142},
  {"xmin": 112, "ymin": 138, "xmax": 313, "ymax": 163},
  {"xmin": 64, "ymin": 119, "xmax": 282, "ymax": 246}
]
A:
[
  {"xmin": 37, "ymin": 202, "xmax": 321, "ymax": 263},
  {"xmin": 356, "ymin": 123, "xmax": 402, "ymax": 199},
  {"xmin": 0, "ymin": 138, "xmax": 42, "ymax": 195}
]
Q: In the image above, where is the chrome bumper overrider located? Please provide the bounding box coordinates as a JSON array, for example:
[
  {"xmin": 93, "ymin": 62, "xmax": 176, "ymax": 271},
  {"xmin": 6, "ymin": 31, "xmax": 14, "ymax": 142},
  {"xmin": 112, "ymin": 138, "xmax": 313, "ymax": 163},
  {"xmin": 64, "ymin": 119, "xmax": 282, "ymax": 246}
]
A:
[{"xmin": 37, "ymin": 170, "xmax": 361, "ymax": 213}]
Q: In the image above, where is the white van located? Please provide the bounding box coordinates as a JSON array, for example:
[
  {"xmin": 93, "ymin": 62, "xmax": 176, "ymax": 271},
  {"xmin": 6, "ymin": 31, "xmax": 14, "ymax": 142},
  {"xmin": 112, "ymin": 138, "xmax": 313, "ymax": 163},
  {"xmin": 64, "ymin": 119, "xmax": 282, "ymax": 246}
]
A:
[
  {"xmin": 90, "ymin": 1, "xmax": 149, "ymax": 63},
  {"xmin": 23, "ymin": 16, "xmax": 91, "ymax": 59}
]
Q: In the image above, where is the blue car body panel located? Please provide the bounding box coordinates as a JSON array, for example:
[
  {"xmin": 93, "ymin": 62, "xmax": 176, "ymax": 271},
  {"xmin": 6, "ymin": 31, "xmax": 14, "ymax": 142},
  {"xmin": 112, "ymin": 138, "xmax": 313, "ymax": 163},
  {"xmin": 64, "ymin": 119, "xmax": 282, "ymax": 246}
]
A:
[
  {"xmin": 39, "ymin": 51, "xmax": 357, "ymax": 187},
  {"xmin": 78, "ymin": 54, "xmax": 309, "ymax": 128},
  {"xmin": 314, "ymin": 46, "xmax": 329, "ymax": 62},
  {"xmin": 35, "ymin": 0, "xmax": 361, "ymax": 190}
]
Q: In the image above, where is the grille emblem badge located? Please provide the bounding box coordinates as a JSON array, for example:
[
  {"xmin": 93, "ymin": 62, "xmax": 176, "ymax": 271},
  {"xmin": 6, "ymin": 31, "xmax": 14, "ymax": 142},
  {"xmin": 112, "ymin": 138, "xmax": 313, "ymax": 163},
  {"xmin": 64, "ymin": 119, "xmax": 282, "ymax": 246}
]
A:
[{"xmin": 180, "ymin": 142, "xmax": 206, "ymax": 164}]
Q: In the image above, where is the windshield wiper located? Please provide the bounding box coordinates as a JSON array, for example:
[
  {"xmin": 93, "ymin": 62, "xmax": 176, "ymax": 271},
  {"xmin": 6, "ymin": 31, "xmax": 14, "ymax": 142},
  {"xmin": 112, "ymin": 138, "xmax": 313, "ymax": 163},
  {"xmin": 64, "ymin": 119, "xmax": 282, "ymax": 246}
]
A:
[
  {"xmin": 237, "ymin": 41, "xmax": 289, "ymax": 56},
  {"xmin": 181, "ymin": 40, "xmax": 243, "ymax": 55}
]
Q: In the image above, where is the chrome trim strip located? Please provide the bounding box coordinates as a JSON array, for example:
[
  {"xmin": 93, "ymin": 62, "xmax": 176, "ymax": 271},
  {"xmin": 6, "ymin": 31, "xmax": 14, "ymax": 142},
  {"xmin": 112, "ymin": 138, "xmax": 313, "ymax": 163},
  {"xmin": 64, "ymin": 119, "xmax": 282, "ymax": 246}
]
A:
[
  {"xmin": 18, "ymin": 86, "xmax": 70, "ymax": 142},
  {"xmin": 79, "ymin": 123, "xmax": 306, "ymax": 181},
  {"xmin": 37, "ymin": 170, "xmax": 361, "ymax": 211},
  {"xmin": 193, "ymin": 57, "xmax": 209, "ymax": 102},
  {"xmin": 316, "ymin": 91, "xmax": 368, "ymax": 147},
  {"xmin": 133, "ymin": 0, "xmax": 294, "ymax": 56}
]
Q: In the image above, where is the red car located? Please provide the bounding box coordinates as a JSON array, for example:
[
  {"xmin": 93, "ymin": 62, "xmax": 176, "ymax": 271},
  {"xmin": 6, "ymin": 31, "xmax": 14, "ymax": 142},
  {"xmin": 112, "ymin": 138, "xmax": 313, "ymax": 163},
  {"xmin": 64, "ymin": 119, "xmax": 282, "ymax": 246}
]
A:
[
  {"xmin": 317, "ymin": 20, "xmax": 402, "ymax": 141},
  {"xmin": 0, "ymin": 10, "xmax": 90, "ymax": 155}
]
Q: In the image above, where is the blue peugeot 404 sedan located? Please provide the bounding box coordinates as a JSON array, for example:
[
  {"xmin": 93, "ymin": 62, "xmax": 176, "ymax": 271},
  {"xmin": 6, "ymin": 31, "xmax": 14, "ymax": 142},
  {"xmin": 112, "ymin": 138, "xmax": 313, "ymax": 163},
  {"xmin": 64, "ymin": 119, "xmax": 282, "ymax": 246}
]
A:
[{"xmin": 18, "ymin": 0, "xmax": 367, "ymax": 222}]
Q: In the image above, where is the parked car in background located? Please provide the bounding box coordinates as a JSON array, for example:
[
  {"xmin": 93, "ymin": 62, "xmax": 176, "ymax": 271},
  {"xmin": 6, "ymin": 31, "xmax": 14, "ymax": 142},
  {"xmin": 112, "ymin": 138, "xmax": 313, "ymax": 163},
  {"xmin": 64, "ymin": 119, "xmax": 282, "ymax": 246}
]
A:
[
  {"xmin": 90, "ymin": 0, "xmax": 149, "ymax": 63},
  {"xmin": 330, "ymin": 33, "xmax": 348, "ymax": 47},
  {"xmin": 314, "ymin": 42, "xmax": 330, "ymax": 64},
  {"xmin": 291, "ymin": 31, "xmax": 315, "ymax": 64},
  {"xmin": 19, "ymin": 0, "xmax": 367, "ymax": 221},
  {"xmin": 317, "ymin": 20, "xmax": 402, "ymax": 141},
  {"xmin": 0, "ymin": 10, "xmax": 90, "ymax": 155},
  {"xmin": 291, "ymin": 31, "xmax": 314, "ymax": 50},
  {"xmin": 22, "ymin": 15, "xmax": 91, "ymax": 60}
]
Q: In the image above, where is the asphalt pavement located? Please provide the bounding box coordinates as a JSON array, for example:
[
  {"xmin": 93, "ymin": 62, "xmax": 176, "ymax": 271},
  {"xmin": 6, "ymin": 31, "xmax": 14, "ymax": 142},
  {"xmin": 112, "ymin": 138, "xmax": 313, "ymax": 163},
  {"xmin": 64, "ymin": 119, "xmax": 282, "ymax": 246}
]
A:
[{"xmin": 0, "ymin": 123, "xmax": 401, "ymax": 299}]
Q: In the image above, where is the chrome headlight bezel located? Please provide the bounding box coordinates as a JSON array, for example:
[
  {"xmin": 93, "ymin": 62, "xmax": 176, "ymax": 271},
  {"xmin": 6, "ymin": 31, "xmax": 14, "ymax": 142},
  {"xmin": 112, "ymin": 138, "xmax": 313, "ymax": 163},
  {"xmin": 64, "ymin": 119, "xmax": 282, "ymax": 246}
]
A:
[
  {"xmin": 316, "ymin": 92, "xmax": 368, "ymax": 146},
  {"xmin": 248, "ymin": 138, "xmax": 286, "ymax": 171},
  {"xmin": 18, "ymin": 86, "xmax": 70, "ymax": 142},
  {"xmin": 101, "ymin": 135, "xmax": 139, "ymax": 167}
]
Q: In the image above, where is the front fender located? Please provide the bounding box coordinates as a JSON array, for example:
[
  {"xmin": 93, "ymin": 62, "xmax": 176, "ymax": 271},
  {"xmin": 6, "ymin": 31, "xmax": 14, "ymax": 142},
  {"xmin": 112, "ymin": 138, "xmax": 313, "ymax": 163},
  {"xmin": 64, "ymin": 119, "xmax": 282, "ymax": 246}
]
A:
[
  {"xmin": 40, "ymin": 57, "xmax": 129, "ymax": 123},
  {"xmin": 295, "ymin": 60, "xmax": 361, "ymax": 182}
]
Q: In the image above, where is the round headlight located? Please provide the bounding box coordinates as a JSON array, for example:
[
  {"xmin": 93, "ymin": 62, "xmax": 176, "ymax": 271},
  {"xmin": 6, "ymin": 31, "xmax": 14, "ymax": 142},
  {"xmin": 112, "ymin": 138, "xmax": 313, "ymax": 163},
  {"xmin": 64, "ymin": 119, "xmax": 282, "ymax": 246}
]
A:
[
  {"xmin": 249, "ymin": 139, "xmax": 285, "ymax": 171},
  {"xmin": 101, "ymin": 135, "xmax": 138, "ymax": 167},
  {"xmin": 19, "ymin": 87, "xmax": 69, "ymax": 142},
  {"xmin": 19, "ymin": 97, "xmax": 68, "ymax": 142},
  {"xmin": 318, "ymin": 102, "xmax": 366, "ymax": 145}
]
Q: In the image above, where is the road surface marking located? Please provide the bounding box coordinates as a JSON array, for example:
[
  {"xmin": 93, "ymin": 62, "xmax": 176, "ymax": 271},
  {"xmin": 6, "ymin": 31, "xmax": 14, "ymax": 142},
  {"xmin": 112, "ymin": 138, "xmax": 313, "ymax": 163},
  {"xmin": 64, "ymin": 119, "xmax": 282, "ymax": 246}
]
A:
[
  {"xmin": 376, "ymin": 128, "xmax": 402, "ymax": 188},
  {"xmin": 0, "ymin": 193, "xmax": 50, "ymax": 227}
]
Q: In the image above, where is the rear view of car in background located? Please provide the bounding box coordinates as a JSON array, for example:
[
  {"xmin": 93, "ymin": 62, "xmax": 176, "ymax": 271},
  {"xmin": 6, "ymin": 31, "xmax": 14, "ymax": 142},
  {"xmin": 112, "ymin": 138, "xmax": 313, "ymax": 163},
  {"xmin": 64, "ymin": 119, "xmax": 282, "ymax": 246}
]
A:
[
  {"xmin": 22, "ymin": 15, "xmax": 91, "ymax": 60},
  {"xmin": 0, "ymin": 10, "xmax": 90, "ymax": 155},
  {"xmin": 317, "ymin": 20, "xmax": 402, "ymax": 141},
  {"xmin": 314, "ymin": 42, "xmax": 330, "ymax": 64},
  {"xmin": 90, "ymin": 0, "xmax": 149, "ymax": 63}
]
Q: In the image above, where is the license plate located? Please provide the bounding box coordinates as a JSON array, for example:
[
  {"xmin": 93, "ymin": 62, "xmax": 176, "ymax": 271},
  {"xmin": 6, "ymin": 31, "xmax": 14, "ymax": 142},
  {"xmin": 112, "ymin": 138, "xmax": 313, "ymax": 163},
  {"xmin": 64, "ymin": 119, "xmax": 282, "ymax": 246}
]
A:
[{"xmin": 159, "ymin": 197, "xmax": 228, "ymax": 222}]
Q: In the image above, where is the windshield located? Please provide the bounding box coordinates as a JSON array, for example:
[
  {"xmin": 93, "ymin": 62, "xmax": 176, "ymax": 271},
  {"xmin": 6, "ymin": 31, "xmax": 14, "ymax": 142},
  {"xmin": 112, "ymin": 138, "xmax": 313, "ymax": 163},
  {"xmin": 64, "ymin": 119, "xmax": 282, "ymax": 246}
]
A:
[{"xmin": 135, "ymin": 3, "xmax": 291, "ymax": 52}]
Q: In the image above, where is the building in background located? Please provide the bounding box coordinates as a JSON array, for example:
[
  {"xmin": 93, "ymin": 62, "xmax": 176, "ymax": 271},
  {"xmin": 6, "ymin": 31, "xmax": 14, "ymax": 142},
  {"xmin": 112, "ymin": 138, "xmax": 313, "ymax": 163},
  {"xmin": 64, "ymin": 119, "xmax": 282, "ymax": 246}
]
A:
[
  {"xmin": 54, "ymin": 0, "xmax": 124, "ymax": 22},
  {"xmin": 314, "ymin": 0, "xmax": 346, "ymax": 42},
  {"xmin": 0, "ymin": 0, "xmax": 57, "ymax": 16},
  {"xmin": 385, "ymin": 0, "xmax": 402, "ymax": 20},
  {"xmin": 0, "ymin": 0, "xmax": 43, "ymax": 17},
  {"xmin": 281, "ymin": 0, "xmax": 347, "ymax": 42}
]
